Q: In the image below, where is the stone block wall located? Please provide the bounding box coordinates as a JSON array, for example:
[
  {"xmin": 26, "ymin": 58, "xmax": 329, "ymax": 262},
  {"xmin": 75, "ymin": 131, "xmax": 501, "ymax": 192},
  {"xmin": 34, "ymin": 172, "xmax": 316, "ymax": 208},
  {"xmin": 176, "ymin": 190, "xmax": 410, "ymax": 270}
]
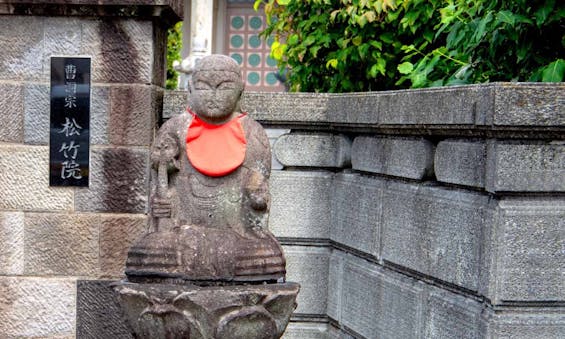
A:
[
  {"xmin": 165, "ymin": 83, "xmax": 565, "ymax": 339},
  {"xmin": 0, "ymin": 2, "xmax": 181, "ymax": 338}
]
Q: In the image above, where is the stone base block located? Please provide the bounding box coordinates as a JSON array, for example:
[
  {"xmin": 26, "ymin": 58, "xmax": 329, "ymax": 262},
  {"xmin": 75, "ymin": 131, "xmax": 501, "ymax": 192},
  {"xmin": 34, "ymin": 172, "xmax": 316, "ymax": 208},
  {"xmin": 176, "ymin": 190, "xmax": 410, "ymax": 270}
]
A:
[{"xmin": 114, "ymin": 281, "xmax": 300, "ymax": 339}]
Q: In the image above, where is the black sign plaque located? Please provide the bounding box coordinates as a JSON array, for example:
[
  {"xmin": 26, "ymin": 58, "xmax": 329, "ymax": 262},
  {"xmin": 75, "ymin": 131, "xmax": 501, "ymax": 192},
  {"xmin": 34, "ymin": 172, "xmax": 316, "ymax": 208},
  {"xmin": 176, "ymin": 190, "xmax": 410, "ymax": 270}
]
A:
[{"xmin": 49, "ymin": 57, "xmax": 91, "ymax": 187}]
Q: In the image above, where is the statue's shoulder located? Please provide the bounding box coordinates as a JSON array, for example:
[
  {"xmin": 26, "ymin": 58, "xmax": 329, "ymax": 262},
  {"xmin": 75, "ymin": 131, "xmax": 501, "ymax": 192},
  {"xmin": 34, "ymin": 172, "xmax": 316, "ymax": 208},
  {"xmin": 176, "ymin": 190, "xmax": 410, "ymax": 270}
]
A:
[
  {"xmin": 157, "ymin": 112, "xmax": 192, "ymax": 138},
  {"xmin": 241, "ymin": 114, "xmax": 269, "ymax": 147}
]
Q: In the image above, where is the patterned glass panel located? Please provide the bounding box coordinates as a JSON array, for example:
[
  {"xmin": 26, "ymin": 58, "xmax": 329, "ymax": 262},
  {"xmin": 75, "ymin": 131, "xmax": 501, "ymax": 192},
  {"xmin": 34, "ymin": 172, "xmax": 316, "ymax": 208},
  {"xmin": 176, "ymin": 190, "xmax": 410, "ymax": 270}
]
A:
[{"xmin": 226, "ymin": 5, "xmax": 285, "ymax": 92}]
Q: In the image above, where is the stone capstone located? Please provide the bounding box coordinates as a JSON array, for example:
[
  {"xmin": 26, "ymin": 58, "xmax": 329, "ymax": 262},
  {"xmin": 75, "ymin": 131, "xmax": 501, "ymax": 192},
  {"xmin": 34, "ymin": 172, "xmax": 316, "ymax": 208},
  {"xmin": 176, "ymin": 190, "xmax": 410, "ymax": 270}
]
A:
[{"xmin": 492, "ymin": 83, "xmax": 565, "ymax": 126}]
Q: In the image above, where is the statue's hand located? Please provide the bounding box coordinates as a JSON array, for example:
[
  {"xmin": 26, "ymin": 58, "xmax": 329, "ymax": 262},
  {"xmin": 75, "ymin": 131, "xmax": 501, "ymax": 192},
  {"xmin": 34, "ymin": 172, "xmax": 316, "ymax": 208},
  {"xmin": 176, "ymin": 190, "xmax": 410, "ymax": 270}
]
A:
[
  {"xmin": 249, "ymin": 191, "xmax": 268, "ymax": 211},
  {"xmin": 152, "ymin": 196, "xmax": 172, "ymax": 218}
]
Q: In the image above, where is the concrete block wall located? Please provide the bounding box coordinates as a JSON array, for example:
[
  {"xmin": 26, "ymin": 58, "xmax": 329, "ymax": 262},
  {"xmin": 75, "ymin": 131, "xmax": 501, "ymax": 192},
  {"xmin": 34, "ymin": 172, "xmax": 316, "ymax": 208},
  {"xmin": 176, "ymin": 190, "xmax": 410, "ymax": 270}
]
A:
[
  {"xmin": 0, "ymin": 2, "xmax": 181, "ymax": 338},
  {"xmin": 164, "ymin": 83, "xmax": 565, "ymax": 339}
]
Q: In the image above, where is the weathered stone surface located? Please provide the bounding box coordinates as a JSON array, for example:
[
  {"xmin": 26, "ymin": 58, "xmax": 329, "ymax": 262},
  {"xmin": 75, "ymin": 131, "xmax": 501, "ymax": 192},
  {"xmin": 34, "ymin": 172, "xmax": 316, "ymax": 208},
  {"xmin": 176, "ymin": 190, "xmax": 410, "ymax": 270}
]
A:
[
  {"xmin": 115, "ymin": 281, "xmax": 299, "ymax": 339},
  {"xmin": 341, "ymin": 255, "xmax": 425, "ymax": 339},
  {"xmin": 378, "ymin": 85, "xmax": 492, "ymax": 125},
  {"xmin": 0, "ymin": 16, "xmax": 44, "ymax": 80},
  {"xmin": 331, "ymin": 173, "xmax": 382, "ymax": 256},
  {"xmin": 77, "ymin": 280, "xmax": 133, "ymax": 339},
  {"xmin": 352, "ymin": 136, "xmax": 435, "ymax": 179},
  {"xmin": 435, "ymin": 139, "xmax": 486, "ymax": 188},
  {"xmin": 269, "ymin": 171, "xmax": 332, "ymax": 239},
  {"xmin": 0, "ymin": 212, "xmax": 24, "ymax": 275},
  {"xmin": 23, "ymin": 83, "xmax": 49, "ymax": 145},
  {"xmin": 490, "ymin": 198, "xmax": 565, "ymax": 303},
  {"xmin": 0, "ymin": 145, "xmax": 73, "ymax": 211},
  {"xmin": 100, "ymin": 214, "xmax": 147, "ymax": 278},
  {"xmin": 327, "ymin": 250, "xmax": 345, "ymax": 322},
  {"xmin": 81, "ymin": 19, "xmax": 153, "ymax": 83},
  {"xmin": 381, "ymin": 181, "xmax": 489, "ymax": 291},
  {"xmin": 42, "ymin": 17, "xmax": 82, "ymax": 80},
  {"xmin": 486, "ymin": 140, "xmax": 565, "ymax": 192},
  {"xmin": 243, "ymin": 92, "xmax": 329, "ymax": 123},
  {"xmin": 492, "ymin": 83, "xmax": 565, "ymax": 126},
  {"xmin": 274, "ymin": 133, "xmax": 351, "ymax": 168},
  {"xmin": 109, "ymin": 85, "xmax": 157, "ymax": 146},
  {"xmin": 487, "ymin": 309, "xmax": 565, "ymax": 339},
  {"xmin": 266, "ymin": 128, "xmax": 291, "ymax": 170},
  {"xmin": 24, "ymin": 213, "xmax": 99, "ymax": 276},
  {"xmin": 282, "ymin": 322, "xmax": 328, "ymax": 339},
  {"xmin": 151, "ymin": 24, "xmax": 167, "ymax": 87},
  {"xmin": 89, "ymin": 85, "xmax": 111, "ymax": 145},
  {"xmin": 75, "ymin": 147, "xmax": 149, "ymax": 213},
  {"xmin": 424, "ymin": 288, "xmax": 483, "ymax": 339},
  {"xmin": 0, "ymin": 277, "xmax": 76, "ymax": 338},
  {"xmin": 284, "ymin": 245, "xmax": 330, "ymax": 315},
  {"xmin": 0, "ymin": 83, "xmax": 24, "ymax": 143}
]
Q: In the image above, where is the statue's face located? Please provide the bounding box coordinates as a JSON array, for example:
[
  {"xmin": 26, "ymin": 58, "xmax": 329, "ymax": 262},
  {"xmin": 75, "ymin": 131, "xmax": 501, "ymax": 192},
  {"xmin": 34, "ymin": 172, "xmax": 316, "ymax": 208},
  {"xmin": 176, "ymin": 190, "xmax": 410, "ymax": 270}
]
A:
[{"xmin": 189, "ymin": 70, "xmax": 243, "ymax": 124}]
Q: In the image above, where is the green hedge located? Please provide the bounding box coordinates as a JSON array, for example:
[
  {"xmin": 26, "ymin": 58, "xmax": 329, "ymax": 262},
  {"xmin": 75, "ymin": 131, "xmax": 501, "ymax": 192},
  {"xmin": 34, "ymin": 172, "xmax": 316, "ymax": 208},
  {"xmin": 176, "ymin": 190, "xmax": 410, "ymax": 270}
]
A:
[{"xmin": 255, "ymin": 0, "xmax": 564, "ymax": 92}]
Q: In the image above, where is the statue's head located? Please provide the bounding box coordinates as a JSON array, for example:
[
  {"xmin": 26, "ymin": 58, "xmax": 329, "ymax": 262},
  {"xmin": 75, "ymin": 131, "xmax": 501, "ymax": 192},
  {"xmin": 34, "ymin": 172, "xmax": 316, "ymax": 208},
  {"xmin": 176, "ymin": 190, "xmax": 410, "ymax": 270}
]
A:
[{"xmin": 188, "ymin": 54, "xmax": 244, "ymax": 124}]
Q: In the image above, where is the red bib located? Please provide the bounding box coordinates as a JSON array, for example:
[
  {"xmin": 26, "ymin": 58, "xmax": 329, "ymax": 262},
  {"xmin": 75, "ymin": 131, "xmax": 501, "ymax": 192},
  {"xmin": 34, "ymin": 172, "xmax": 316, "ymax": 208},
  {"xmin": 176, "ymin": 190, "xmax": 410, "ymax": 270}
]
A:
[{"xmin": 186, "ymin": 111, "xmax": 247, "ymax": 177}]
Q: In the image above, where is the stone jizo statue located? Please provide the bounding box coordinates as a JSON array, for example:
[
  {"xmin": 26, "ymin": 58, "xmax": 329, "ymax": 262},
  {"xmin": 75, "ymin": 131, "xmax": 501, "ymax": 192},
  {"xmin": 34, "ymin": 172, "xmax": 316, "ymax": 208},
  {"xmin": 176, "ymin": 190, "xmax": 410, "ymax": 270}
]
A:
[
  {"xmin": 125, "ymin": 54, "xmax": 286, "ymax": 283},
  {"xmin": 116, "ymin": 55, "xmax": 298, "ymax": 339}
]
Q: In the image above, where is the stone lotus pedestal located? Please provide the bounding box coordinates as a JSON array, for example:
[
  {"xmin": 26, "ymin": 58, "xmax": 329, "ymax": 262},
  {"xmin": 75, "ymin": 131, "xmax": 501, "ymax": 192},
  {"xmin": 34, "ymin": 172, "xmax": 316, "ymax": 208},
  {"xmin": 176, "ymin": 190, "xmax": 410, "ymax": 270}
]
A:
[{"xmin": 114, "ymin": 281, "xmax": 299, "ymax": 339}]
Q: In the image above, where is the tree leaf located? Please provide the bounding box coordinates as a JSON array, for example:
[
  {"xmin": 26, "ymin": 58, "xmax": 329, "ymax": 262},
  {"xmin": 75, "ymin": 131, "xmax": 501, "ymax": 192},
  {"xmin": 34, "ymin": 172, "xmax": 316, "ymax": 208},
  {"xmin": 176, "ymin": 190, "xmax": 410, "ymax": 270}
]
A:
[
  {"xmin": 304, "ymin": 35, "xmax": 317, "ymax": 46},
  {"xmin": 310, "ymin": 45, "xmax": 322, "ymax": 58},
  {"xmin": 253, "ymin": 0, "xmax": 262, "ymax": 12},
  {"xmin": 352, "ymin": 35, "xmax": 363, "ymax": 46},
  {"xmin": 541, "ymin": 59, "xmax": 565, "ymax": 82},
  {"xmin": 397, "ymin": 61, "xmax": 414, "ymax": 74},
  {"xmin": 496, "ymin": 10, "xmax": 516, "ymax": 26},
  {"xmin": 326, "ymin": 58, "xmax": 339, "ymax": 69},
  {"xmin": 534, "ymin": 0, "xmax": 555, "ymax": 27},
  {"xmin": 288, "ymin": 34, "xmax": 299, "ymax": 46}
]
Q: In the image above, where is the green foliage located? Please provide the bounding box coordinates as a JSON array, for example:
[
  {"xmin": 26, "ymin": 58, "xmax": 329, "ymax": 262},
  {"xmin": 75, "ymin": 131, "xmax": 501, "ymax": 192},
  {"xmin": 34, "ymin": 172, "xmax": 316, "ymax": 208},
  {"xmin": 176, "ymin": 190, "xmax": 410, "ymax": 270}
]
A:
[
  {"xmin": 255, "ymin": 0, "xmax": 564, "ymax": 92},
  {"xmin": 166, "ymin": 22, "xmax": 183, "ymax": 90}
]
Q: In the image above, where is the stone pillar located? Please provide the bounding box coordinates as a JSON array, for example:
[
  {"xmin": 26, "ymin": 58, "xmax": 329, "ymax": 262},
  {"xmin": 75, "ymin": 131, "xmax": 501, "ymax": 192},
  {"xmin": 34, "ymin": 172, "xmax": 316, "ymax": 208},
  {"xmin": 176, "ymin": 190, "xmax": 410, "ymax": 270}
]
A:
[
  {"xmin": 0, "ymin": 1, "xmax": 181, "ymax": 337},
  {"xmin": 176, "ymin": 0, "xmax": 215, "ymax": 89}
]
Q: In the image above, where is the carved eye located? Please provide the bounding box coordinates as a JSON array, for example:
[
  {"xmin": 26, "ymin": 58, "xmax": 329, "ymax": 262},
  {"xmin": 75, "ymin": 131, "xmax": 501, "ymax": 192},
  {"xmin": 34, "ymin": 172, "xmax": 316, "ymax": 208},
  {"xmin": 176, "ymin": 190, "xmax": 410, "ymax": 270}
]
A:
[
  {"xmin": 218, "ymin": 81, "xmax": 237, "ymax": 90},
  {"xmin": 194, "ymin": 81, "xmax": 211, "ymax": 90}
]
